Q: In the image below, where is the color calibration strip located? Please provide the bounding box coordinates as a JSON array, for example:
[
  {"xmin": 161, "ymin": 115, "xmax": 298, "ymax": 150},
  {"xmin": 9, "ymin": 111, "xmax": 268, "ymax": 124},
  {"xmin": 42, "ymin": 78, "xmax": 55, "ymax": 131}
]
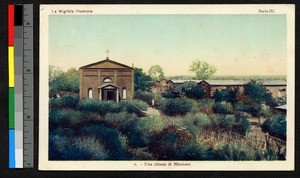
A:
[{"xmin": 8, "ymin": 4, "xmax": 34, "ymax": 168}]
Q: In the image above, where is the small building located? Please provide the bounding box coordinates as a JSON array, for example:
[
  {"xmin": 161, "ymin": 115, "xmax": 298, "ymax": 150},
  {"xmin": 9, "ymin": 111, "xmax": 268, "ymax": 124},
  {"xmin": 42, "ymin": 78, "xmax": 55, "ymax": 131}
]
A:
[
  {"xmin": 262, "ymin": 80, "xmax": 287, "ymax": 98},
  {"xmin": 198, "ymin": 80, "xmax": 245, "ymax": 98},
  {"xmin": 79, "ymin": 57, "xmax": 134, "ymax": 101},
  {"xmin": 153, "ymin": 79, "xmax": 286, "ymax": 99}
]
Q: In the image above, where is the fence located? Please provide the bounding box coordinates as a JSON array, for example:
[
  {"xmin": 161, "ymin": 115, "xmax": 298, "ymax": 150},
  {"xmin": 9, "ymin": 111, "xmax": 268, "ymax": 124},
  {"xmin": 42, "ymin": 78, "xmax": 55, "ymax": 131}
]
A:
[{"xmin": 199, "ymin": 128, "xmax": 286, "ymax": 159}]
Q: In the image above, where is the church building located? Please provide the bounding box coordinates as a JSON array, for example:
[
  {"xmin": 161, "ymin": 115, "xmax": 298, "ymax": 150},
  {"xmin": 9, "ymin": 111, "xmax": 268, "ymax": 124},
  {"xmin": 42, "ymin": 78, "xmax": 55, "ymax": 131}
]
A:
[{"xmin": 79, "ymin": 55, "xmax": 134, "ymax": 102}]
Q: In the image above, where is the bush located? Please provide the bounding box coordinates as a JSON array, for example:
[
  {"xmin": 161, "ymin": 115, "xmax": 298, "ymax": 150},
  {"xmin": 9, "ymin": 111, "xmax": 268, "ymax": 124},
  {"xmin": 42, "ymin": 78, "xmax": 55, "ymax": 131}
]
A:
[
  {"xmin": 49, "ymin": 134, "xmax": 108, "ymax": 160},
  {"xmin": 177, "ymin": 141, "xmax": 213, "ymax": 160},
  {"xmin": 77, "ymin": 99, "xmax": 102, "ymax": 112},
  {"xmin": 197, "ymin": 99, "xmax": 215, "ymax": 113},
  {"xmin": 79, "ymin": 124, "xmax": 130, "ymax": 160},
  {"xmin": 235, "ymin": 102, "xmax": 252, "ymax": 113},
  {"xmin": 77, "ymin": 99, "xmax": 122, "ymax": 115},
  {"xmin": 127, "ymin": 115, "xmax": 165, "ymax": 147},
  {"xmin": 50, "ymin": 93, "xmax": 79, "ymax": 109},
  {"xmin": 211, "ymin": 114, "xmax": 235, "ymax": 130},
  {"xmin": 159, "ymin": 97, "xmax": 194, "ymax": 116},
  {"xmin": 244, "ymin": 80, "xmax": 277, "ymax": 107},
  {"xmin": 105, "ymin": 112, "xmax": 137, "ymax": 129},
  {"xmin": 213, "ymin": 141, "xmax": 262, "ymax": 160},
  {"xmin": 212, "ymin": 88, "xmax": 239, "ymax": 103},
  {"xmin": 261, "ymin": 115, "xmax": 286, "ymax": 140},
  {"xmin": 181, "ymin": 81, "xmax": 205, "ymax": 99},
  {"xmin": 232, "ymin": 116, "xmax": 251, "ymax": 136},
  {"xmin": 258, "ymin": 104, "xmax": 274, "ymax": 117},
  {"xmin": 172, "ymin": 113, "xmax": 210, "ymax": 138},
  {"xmin": 49, "ymin": 109, "xmax": 83, "ymax": 128},
  {"xmin": 134, "ymin": 90, "xmax": 154, "ymax": 105},
  {"xmin": 213, "ymin": 101, "xmax": 233, "ymax": 114},
  {"xmin": 119, "ymin": 100, "xmax": 148, "ymax": 116},
  {"xmin": 149, "ymin": 125, "xmax": 192, "ymax": 160}
]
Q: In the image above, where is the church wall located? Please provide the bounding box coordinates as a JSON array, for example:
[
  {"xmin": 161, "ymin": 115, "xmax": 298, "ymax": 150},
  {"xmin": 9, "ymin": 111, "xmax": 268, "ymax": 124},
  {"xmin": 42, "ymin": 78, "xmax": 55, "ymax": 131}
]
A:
[
  {"xmin": 80, "ymin": 70, "xmax": 99, "ymax": 99},
  {"xmin": 80, "ymin": 67, "xmax": 134, "ymax": 100}
]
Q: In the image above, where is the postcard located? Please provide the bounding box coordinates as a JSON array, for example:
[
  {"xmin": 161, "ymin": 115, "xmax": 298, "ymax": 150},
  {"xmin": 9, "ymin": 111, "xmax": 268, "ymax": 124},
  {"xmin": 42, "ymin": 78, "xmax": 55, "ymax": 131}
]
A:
[{"xmin": 39, "ymin": 4, "xmax": 295, "ymax": 170}]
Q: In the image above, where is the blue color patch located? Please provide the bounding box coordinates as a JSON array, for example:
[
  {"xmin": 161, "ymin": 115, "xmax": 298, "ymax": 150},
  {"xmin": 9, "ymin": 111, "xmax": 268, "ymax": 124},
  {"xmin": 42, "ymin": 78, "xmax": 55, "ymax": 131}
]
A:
[{"xmin": 9, "ymin": 129, "xmax": 15, "ymax": 168}]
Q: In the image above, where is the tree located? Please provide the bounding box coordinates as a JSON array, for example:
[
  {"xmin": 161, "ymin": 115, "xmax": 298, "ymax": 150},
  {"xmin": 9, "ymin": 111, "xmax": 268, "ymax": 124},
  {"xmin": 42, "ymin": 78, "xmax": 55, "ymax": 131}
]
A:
[
  {"xmin": 148, "ymin": 65, "xmax": 165, "ymax": 80},
  {"xmin": 49, "ymin": 67, "xmax": 79, "ymax": 98},
  {"xmin": 134, "ymin": 68, "xmax": 152, "ymax": 92},
  {"xmin": 189, "ymin": 60, "xmax": 217, "ymax": 79},
  {"xmin": 244, "ymin": 80, "xmax": 276, "ymax": 106}
]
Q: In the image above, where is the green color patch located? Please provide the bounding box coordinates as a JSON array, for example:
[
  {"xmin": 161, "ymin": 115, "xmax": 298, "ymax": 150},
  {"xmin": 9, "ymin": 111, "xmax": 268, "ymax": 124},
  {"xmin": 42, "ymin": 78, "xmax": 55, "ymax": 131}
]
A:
[{"xmin": 9, "ymin": 87, "xmax": 14, "ymax": 129}]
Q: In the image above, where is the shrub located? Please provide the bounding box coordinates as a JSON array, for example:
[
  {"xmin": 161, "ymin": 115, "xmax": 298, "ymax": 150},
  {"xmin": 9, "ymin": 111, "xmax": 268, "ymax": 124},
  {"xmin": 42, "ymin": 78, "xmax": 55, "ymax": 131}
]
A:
[
  {"xmin": 77, "ymin": 99, "xmax": 101, "ymax": 112},
  {"xmin": 213, "ymin": 101, "xmax": 233, "ymax": 114},
  {"xmin": 213, "ymin": 141, "xmax": 262, "ymax": 160},
  {"xmin": 235, "ymin": 102, "xmax": 252, "ymax": 113},
  {"xmin": 149, "ymin": 125, "xmax": 192, "ymax": 160},
  {"xmin": 50, "ymin": 93, "xmax": 79, "ymax": 109},
  {"xmin": 261, "ymin": 115, "xmax": 286, "ymax": 140},
  {"xmin": 81, "ymin": 111, "xmax": 103, "ymax": 122},
  {"xmin": 79, "ymin": 124, "xmax": 130, "ymax": 160},
  {"xmin": 77, "ymin": 99, "xmax": 122, "ymax": 115},
  {"xmin": 181, "ymin": 81, "xmax": 205, "ymax": 99},
  {"xmin": 258, "ymin": 104, "xmax": 274, "ymax": 118},
  {"xmin": 49, "ymin": 109, "xmax": 83, "ymax": 128},
  {"xmin": 127, "ymin": 115, "xmax": 165, "ymax": 147},
  {"xmin": 105, "ymin": 112, "xmax": 137, "ymax": 130},
  {"xmin": 232, "ymin": 116, "xmax": 251, "ymax": 136},
  {"xmin": 159, "ymin": 97, "xmax": 194, "ymax": 116},
  {"xmin": 244, "ymin": 80, "xmax": 277, "ymax": 107},
  {"xmin": 131, "ymin": 100, "xmax": 148, "ymax": 111},
  {"xmin": 172, "ymin": 113, "xmax": 210, "ymax": 138},
  {"xmin": 213, "ymin": 88, "xmax": 239, "ymax": 103},
  {"xmin": 211, "ymin": 114, "xmax": 235, "ymax": 130},
  {"xmin": 134, "ymin": 90, "xmax": 154, "ymax": 105},
  {"xmin": 197, "ymin": 99, "xmax": 215, "ymax": 113},
  {"xmin": 177, "ymin": 141, "xmax": 213, "ymax": 160},
  {"xmin": 119, "ymin": 100, "xmax": 148, "ymax": 116},
  {"xmin": 49, "ymin": 134, "xmax": 108, "ymax": 160}
]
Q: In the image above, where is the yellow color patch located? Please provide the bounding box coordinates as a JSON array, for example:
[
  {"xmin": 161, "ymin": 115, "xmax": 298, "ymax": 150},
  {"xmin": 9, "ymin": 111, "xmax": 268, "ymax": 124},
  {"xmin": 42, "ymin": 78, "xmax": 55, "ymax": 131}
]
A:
[{"xmin": 9, "ymin": 47, "xmax": 14, "ymax": 87}]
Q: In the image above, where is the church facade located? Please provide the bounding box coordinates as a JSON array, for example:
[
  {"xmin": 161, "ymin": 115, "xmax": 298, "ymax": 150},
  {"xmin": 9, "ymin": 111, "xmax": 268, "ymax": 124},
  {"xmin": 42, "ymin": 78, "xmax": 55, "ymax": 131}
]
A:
[{"xmin": 79, "ymin": 57, "xmax": 134, "ymax": 101}]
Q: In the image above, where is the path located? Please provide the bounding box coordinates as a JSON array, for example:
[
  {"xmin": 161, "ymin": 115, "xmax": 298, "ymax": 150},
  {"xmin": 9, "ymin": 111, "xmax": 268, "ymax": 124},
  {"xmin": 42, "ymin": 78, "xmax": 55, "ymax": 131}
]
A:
[{"xmin": 147, "ymin": 107, "xmax": 161, "ymax": 116}]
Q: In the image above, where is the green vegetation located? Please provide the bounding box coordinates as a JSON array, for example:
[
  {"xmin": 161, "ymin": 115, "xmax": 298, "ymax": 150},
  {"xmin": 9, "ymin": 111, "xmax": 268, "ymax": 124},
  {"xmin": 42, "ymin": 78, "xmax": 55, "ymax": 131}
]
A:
[
  {"xmin": 148, "ymin": 65, "xmax": 165, "ymax": 80},
  {"xmin": 49, "ymin": 66, "xmax": 79, "ymax": 98},
  {"xmin": 49, "ymin": 67, "xmax": 285, "ymax": 161},
  {"xmin": 134, "ymin": 68, "xmax": 152, "ymax": 92},
  {"xmin": 162, "ymin": 81, "xmax": 205, "ymax": 99},
  {"xmin": 189, "ymin": 60, "xmax": 217, "ymax": 79},
  {"xmin": 262, "ymin": 115, "xmax": 286, "ymax": 141},
  {"xmin": 159, "ymin": 98, "xmax": 194, "ymax": 116}
]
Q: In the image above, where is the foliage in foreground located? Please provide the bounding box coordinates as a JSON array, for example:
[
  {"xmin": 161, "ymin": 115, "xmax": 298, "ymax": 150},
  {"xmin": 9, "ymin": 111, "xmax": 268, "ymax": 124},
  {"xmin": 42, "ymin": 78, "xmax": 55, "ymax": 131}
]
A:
[
  {"xmin": 261, "ymin": 115, "xmax": 286, "ymax": 141},
  {"xmin": 159, "ymin": 97, "xmax": 194, "ymax": 116}
]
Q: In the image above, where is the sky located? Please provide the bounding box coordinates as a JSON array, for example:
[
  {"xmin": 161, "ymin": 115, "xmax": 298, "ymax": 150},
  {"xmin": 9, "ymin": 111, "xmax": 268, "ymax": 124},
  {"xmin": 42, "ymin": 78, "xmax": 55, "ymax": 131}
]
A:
[{"xmin": 49, "ymin": 14, "xmax": 287, "ymax": 76}]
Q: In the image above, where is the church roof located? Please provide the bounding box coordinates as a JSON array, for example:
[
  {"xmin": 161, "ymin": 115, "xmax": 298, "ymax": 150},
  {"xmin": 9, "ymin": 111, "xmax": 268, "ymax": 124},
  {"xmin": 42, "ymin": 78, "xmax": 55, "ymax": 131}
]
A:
[{"xmin": 79, "ymin": 58, "xmax": 133, "ymax": 70}]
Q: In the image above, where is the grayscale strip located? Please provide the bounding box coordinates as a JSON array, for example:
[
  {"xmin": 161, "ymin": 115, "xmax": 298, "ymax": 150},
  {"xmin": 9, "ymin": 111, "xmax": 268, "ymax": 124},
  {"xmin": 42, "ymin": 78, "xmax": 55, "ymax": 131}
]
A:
[
  {"xmin": 23, "ymin": 4, "xmax": 34, "ymax": 168},
  {"xmin": 14, "ymin": 14, "xmax": 23, "ymax": 169}
]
